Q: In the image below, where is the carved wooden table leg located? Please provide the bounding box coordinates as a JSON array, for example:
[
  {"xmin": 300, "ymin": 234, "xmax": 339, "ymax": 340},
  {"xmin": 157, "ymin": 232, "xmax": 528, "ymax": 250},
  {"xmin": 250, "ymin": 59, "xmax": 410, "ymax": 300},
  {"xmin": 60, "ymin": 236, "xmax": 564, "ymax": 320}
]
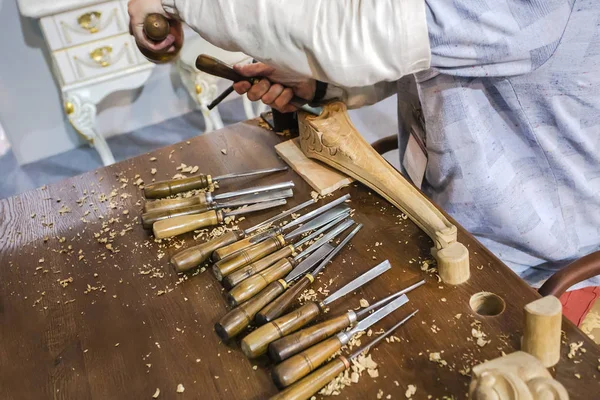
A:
[{"xmin": 298, "ymin": 102, "xmax": 470, "ymax": 284}]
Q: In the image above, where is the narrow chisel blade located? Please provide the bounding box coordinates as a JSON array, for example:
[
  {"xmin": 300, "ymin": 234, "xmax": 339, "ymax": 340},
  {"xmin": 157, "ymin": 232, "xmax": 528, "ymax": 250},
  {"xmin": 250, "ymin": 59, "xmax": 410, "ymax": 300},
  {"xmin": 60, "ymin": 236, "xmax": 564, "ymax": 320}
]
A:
[
  {"xmin": 285, "ymin": 205, "xmax": 350, "ymax": 239},
  {"xmin": 213, "ymin": 181, "xmax": 294, "ymax": 200},
  {"xmin": 349, "ymin": 294, "xmax": 409, "ymax": 334},
  {"xmin": 322, "ymin": 260, "xmax": 392, "ymax": 306},
  {"xmin": 224, "ymin": 199, "xmax": 287, "ymax": 217},
  {"xmin": 213, "ymin": 166, "xmax": 288, "ymax": 181},
  {"xmin": 217, "ymin": 189, "xmax": 293, "ymax": 208},
  {"xmin": 284, "ymin": 244, "xmax": 335, "ymax": 283}
]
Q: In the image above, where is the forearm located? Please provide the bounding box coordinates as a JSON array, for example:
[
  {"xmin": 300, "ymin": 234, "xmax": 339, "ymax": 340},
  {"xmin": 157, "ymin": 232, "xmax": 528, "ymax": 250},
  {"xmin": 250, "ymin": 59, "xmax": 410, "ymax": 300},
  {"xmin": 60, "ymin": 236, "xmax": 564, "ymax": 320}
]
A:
[
  {"xmin": 162, "ymin": 0, "xmax": 430, "ymax": 87},
  {"xmin": 323, "ymin": 81, "xmax": 399, "ymax": 109}
]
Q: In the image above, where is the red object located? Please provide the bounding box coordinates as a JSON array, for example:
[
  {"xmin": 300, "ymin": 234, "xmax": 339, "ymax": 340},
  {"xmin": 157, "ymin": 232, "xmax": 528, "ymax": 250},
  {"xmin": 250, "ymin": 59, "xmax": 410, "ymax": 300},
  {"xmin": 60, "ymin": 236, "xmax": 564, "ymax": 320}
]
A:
[{"xmin": 560, "ymin": 286, "xmax": 600, "ymax": 326}]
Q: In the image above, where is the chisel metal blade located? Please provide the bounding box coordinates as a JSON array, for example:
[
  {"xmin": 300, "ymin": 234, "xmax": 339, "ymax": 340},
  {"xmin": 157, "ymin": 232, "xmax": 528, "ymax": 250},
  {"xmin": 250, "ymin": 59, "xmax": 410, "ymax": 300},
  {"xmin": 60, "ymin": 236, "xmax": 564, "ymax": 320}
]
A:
[
  {"xmin": 347, "ymin": 294, "xmax": 409, "ymax": 336},
  {"xmin": 308, "ymin": 223, "xmax": 363, "ymax": 277},
  {"xmin": 284, "ymin": 244, "xmax": 335, "ymax": 284},
  {"xmin": 223, "ymin": 199, "xmax": 287, "ymax": 217},
  {"xmin": 285, "ymin": 219, "xmax": 354, "ymax": 281},
  {"xmin": 213, "ymin": 181, "xmax": 294, "ymax": 201},
  {"xmin": 217, "ymin": 189, "xmax": 293, "ymax": 208},
  {"xmin": 285, "ymin": 205, "xmax": 350, "ymax": 240},
  {"xmin": 322, "ymin": 260, "xmax": 392, "ymax": 306},
  {"xmin": 213, "ymin": 166, "xmax": 288, "ymax": 181},
  {"xmin": 245, "ymin": 198, "xmax": 317, "ymax": 234},
  {"xmin": 282, "ymin": 194, "xmax": 350, "ymax": 232}
]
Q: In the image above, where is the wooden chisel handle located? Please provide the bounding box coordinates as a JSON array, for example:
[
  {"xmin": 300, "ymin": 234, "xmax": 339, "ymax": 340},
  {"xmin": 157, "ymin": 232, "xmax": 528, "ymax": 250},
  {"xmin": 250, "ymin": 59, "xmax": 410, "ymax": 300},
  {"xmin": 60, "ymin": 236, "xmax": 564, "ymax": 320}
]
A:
[
  {"xmin": 196, "ymin": 55, "xmax": 310, "ymax": 109},
  {"xmin": 272, "ymin": 336, "xmax": 343, "ymax": 389},
  {"xmin": 153, "ymin": 210, "xmax": 223, "ymax": 239},
  {"xmin": 256, "ymin": 274, "xmax": 313, "ymax": 324},
  {"xmin": 143, "ymin": 193, "xmax": 209, "ymax": 213},
  {"xmin": 269, "ymin": 358, "xmax": 348, "ymax": 400},
  {"xmin": 214, "ymin": 279, "xmax": 287, "ymax": 341},
  {"xmin": 223, "ymin": 245, "xmax": 294, "ymax": 290},
  {"xmin": 226, "ymin": 258, "xmax": 294, "ymax": 307},
  {"xmin": 140, "ymin": 14, "xmax": 181, "ymax": 64},
  {"xmin": 268, "ymin": 313, "xmax": 354, "ymax": 363},
  {"xmin": 212, "ymin": 235, "xmax": 285, "ymax": 280},
  {"xmin": 170, "ymin": 231, "xmax": 244, "ymax": 272},
  {"xmin": 212, "ymin": 233, "xmax": 270, "ymax": 261},
  {"xmin": 141, "ymin": 203, "xmax": 211, "ymax": 229},
  {"xmin": 241, "ymin": 302, "xmax": 321, "ymax": 359},
  {"xmin": 144, "ymin": 174, "xmax": 211, "ymax": 199}
]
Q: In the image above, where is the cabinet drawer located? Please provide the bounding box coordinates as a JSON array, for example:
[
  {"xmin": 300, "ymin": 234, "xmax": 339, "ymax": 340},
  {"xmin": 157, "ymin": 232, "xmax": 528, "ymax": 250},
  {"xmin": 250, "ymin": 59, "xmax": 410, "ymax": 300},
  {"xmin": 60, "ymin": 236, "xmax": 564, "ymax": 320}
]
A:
[
  {"xmin": 53, "ymin": 34, "xmax": 147, "ymax": 85},
  {"xmin": 41, "ymin": 1, "xmax": 129, "ymax": 50}
]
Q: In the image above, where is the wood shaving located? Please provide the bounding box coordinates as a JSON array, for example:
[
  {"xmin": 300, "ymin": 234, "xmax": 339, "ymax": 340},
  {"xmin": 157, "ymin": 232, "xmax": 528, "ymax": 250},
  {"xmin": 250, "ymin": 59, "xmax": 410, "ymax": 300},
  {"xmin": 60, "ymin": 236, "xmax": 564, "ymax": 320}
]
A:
[
  {"xmin": 405, "ymin": 384, "xmax": 417, "ymax": 398},
  {"xmin": 152, "ymin": 388, "xmax": 160, "ymax": 398},
  {"xmin": 150, "ymin": 157, "xmax": 157, "ymax": 161},
  {"xmin": 151, "ymin": 168, "xmax": 157, "ymax": 175},
  {"xmin": 568, "ymin": 341, "xmax": 584, "ymax": 359},
  {"xmin": 58, "ymin": 277, "xmax": 73, "ymax": 288},
  {"xmin": 221, "ymin": 149, "xmax": 227, "ymax": 155},
  {"xmin": 359, "ymin": 299, "xmax": 370, "ymax": 308},
  {"xmin": 176, "ymin": 384, "xmax": 185, "ymax": 393},
  {"xmin": 429, "ymin": 352, "xmax": 448, "ymax": 367}
]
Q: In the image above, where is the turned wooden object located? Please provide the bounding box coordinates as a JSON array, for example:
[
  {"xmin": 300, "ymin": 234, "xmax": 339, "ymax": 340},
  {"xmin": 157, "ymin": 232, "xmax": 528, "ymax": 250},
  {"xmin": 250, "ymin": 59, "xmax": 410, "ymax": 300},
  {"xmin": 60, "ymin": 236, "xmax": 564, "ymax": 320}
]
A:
[
  {"xmin": 521, "ymin": 296, "xmax": 562, "ymax": 368},
  {"xmin": 139, "ymin": 14, "xmax": 181, "ymax": 64},
  {"xmin": 213, "ymin": 233, "xmax": 268, "ymax": 261},
  {"xmin": 256, "ymin": 274, "xmax": 314, "ymax": 324},
  {"xmin": 212, "ymin": 235, "xmax": 285, "ymax": 280},
  {"xmin": 144, "ymin": 175, "xmax": 211, "ymax": 199},
  {"xmin": 141, "ymin": 203, "xmax": 212, "ymax": 229},
  {"xmin": 298, "ymin": 102, "xmax": 470, "ymax": 284},
  {"xmin": 469, "ymin": 351, "xmax": 569, "ymax": 400},
  {"xmin": 170, "ymin": 231, "xmax": 244, "ymax": 272}
]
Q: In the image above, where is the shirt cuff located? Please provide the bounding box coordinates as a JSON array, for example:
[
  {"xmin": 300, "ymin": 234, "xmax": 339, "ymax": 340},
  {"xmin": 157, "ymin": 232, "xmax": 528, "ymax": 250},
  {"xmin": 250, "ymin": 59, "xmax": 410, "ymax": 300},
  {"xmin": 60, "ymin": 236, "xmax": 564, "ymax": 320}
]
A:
[{"xmin": 161, "ymin": 0, "xmax": 179, "ymax": 16}]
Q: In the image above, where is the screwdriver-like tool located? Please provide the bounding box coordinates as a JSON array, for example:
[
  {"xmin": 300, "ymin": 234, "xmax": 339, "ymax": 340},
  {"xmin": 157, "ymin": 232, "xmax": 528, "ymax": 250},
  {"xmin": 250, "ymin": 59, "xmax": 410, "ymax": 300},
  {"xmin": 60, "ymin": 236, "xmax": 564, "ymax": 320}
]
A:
[
  {"xmin": 196, "ymin": 55, "xmax": 322, "ymax": 116},
  {"xmin": 272, "ymin": 294, "xmax": 410, "ymax": 388},
  {"xmin": 239, "ymin": 260, "xmax": 391, "ymax": 359},
  {"xmin": 269, "ymin": 310, "xmax": 418, "ymax": 400},
  {"xmin": 170, "ymin": 198, "xmax": 316, "ymax": 273},
  {"xmin": 213, "ymin": 195, "xmax": 349, "ymax": 279},
  {"xmin": 212, "ymin": 194, "xmax": 351, "ymax": 262},
  {"xmin": 153, "ymin": 199, "xmax": 287, "ymax": 239},
  {"xmin": 144, "ymin": 180, "xmax": 294, "ymax": 213},
  {"xmin": 144, "ymin": 165, "xmax": 288, "ymax": 199},
  {"xmin": 269, "ymin": 280, "xmax": 425, "ymax": 362},
  {"xmin": 141, "ymin": 188, "xmax": 293, "ymax": 229},
  {"xmin": 214, "ymin": 205, "xmax": 350, "ymax": 282},
  {"xmin": 227, "ymin": 217, "xmax": 354, "ymax": 307},
  {"xmin": 214, "ymin": 243, "xmax": 337, "ymax": 341},
  {"xmin": 256, "ymin": 224, "xmax": 363, "ymax": 325}
]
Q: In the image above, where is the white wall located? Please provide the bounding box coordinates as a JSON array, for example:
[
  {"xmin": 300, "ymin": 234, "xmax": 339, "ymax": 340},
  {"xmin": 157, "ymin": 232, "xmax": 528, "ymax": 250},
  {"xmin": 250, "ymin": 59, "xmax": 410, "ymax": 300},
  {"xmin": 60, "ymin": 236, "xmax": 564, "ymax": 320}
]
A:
[{"xmin": 0, "ymin": 0, "xmax": 197, "ymax": 165}]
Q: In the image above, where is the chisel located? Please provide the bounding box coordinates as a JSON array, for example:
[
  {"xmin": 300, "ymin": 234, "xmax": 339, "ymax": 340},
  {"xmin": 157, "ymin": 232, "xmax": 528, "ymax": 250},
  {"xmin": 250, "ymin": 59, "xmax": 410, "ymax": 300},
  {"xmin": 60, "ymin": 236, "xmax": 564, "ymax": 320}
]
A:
[
  {"xmin": 144, "ymin": 165, "xmax": 288, "ymax": 199},
  {"xmin": 272, "ymin": 294, "xmax": 410, "ymax": 388},
  {"xmin": 214, "ymin": 205, "xmax": 350, "ymax": 282},
  {"xmin": 141, "ymin": 188, "xmax": 293, "ymax": 229},
  {"xmin": 239, "ymin": 260, "xmax": 391, "ymax": 359},
  {"xmin": 226, "ymin": 218, "xmax": 354, "ymax": 307},
  {"xmin": 144, "ymin": 180, "xmax": 294, "ymax": 213},
  {"xmin": 196, "ymin": 55, "xmax": 322, "ymax": 116},
  {"xmin": 170, "ymin": 198, "xmax": 317, "ymax": 273},
  {"xmin": 269, "ymin": 310, "xmax": 418, "ymax": 400},
  {"xmin": 214, "ymin": 244, "xmax": 336, "ymax": 341},
  {"xmin": 221, "ymin": 207, "xmax": 350, "ymax": 289},
  {"xmin": 153, "ymin": 199, "xmax": 287, "ymax": 239},
  {"xmin": 212, "ymin": 194, "xmax": 351, "ymax": 261},
  {"xmin": 212, "ymin": 195, "xmax": 351, "ymax": 277},
  {"xmin": 255, "ymin": 224, "xmax": 363, "ymax": 325},
  {"xmin": 268, "ymin": 280, "xmax": 425, "ymax": 362}
]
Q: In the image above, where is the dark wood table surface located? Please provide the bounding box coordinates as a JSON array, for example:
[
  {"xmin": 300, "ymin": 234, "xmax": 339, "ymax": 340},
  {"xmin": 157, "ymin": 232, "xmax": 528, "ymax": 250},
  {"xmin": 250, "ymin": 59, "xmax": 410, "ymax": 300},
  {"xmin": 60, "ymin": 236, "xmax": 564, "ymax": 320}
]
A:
[{"xmin": 1, "ymin": 121, "xmax": 599, "ymax": 400}]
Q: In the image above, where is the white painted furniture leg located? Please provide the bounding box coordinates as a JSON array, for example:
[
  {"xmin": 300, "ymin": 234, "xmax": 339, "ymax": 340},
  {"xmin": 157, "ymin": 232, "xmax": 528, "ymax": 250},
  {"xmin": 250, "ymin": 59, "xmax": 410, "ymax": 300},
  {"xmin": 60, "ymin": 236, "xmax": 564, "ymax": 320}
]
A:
[
  {"xmin": 64, "ymin": 93, "xmax": 115, "ymax": 166},
  {"xmin": 193, "ymin": 75, "xmax": 224, "ymax": 132}
]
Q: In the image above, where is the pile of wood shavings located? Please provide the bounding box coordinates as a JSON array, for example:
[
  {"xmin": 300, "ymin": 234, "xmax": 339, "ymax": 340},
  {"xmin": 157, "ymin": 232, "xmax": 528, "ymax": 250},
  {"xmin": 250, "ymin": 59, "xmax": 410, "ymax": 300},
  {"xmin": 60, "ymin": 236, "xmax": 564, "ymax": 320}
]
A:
[{"xmin": 317, "ymin": 351, "xmax": 379, "ymax": 396}]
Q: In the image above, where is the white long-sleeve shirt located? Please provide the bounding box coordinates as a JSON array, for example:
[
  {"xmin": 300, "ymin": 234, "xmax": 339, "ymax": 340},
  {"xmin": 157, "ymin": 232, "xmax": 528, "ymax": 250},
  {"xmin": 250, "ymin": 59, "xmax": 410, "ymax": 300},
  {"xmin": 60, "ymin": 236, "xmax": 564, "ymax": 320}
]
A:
[{"xmin": 163, "ymin": 0, "xmax": 600, "ymax": 289}]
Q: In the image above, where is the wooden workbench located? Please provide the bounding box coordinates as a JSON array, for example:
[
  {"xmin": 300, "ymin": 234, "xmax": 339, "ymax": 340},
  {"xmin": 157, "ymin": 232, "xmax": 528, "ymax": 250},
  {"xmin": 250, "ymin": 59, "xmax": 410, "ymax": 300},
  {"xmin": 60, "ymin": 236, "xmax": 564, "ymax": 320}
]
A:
[{"xmin": 1, "ymin": 121, "xmax": 598, "ymax": 399}]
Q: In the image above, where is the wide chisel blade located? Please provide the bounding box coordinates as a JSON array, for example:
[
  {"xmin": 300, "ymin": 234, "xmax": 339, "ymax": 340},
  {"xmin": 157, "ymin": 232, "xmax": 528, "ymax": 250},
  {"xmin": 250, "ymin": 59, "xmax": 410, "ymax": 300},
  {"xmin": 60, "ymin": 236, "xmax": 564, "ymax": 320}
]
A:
[
  {"xmin": 322, "ymin": 260, "xmax": 392, "ymax": 306},
  {"xmin": 285, "ymin": 205, "xmax": 350, "ymax": 240},
  {"xmin": 223, "ymin": 199, "xmax": 287, "ymax": 217},
  {"xmin": 285, "ymin": 244, "xmax": 335, "ymax": 283}
]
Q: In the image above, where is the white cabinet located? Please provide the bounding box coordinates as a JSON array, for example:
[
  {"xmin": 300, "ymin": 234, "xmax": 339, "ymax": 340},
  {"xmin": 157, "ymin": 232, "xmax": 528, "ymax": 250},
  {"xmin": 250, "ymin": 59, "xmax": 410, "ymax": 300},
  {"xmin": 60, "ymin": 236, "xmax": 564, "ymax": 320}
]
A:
[{"xmin": 18, "ymin": 0, "xmax": 155, "ymax": 165}]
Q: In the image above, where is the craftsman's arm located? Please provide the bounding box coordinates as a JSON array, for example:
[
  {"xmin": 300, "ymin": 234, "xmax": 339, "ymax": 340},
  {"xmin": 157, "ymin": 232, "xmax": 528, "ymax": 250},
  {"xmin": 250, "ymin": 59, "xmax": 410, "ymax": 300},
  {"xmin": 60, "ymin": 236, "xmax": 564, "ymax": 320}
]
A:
[
  {"xmin": 161, "ymin": 0, "xmax": 431, "ymax": 88},
  {"xmin": 323, "ymin": 81, "xmax": 400, "ymax": 109}
]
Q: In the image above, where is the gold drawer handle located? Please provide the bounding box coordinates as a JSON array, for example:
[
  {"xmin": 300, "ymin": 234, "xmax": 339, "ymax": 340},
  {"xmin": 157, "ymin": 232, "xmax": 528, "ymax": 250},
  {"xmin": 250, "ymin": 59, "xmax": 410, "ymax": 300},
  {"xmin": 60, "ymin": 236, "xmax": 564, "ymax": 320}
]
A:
[
  {"xmin": 89, "ymin": 46, "xmax": 113, "ymax": 67},
  {"xmin": 78, "ymin": 11, "xmax": 102, "ymax": 33}
]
